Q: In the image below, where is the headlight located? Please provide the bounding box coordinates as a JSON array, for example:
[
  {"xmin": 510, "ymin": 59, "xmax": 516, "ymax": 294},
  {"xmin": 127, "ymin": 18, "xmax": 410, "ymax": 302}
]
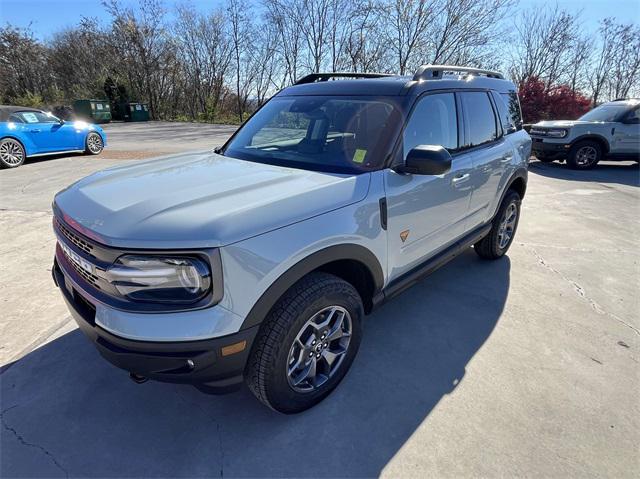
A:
[
  {"xmin": 107, "ymin": 255, "xmax": 211, "ymax": 303},
  {"xmin": 546, "ymin": 129, "xmax": 568, "ymax": 138}
]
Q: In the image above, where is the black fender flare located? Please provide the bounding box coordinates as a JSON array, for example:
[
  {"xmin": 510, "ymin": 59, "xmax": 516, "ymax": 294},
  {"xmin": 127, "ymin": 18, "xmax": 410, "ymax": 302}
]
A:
[
  {"xmin": 569, "ymin": 134, "xmax": 611, "ymax": 153},
  {"xmin": 239, "ymin": 243, "xmax": 384, "ymax": 330},
  {"xmin": 493, "ymin": 167, "xmax": 528, "ymax": 221}
]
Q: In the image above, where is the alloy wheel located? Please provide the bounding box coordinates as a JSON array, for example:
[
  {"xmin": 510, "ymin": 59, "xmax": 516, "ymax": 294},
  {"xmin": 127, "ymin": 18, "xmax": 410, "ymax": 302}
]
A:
[
  {"xmin": 497, "ymin": 202, "xmax": 518, "ymax": 249},
  {"xmin": 575, "ymin": 145, "xmax": 597, "ymax": 166},
  {"xmin": 87, "ymin": 133, "xmax": 103, "ymax": 154},
  {"xmin": 0, "ymin": 140, "xmax": 24, "ymax": 166},
  {"xmin": 286, "ymin": 305, "xmax": 352, "ymax": 392}
]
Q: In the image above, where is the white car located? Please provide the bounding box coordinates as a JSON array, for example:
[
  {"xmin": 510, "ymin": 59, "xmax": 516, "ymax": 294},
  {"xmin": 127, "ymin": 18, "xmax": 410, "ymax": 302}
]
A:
[{"xmin": 530, "ymin": 99, "xmax": 640, "ymax": 169}]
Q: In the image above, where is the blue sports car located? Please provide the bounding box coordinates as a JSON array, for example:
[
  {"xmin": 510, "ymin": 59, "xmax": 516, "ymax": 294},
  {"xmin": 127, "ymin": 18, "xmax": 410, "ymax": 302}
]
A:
[{"xmin": 0, "ymin": 106, "xmax": 106, "ymax": 169}]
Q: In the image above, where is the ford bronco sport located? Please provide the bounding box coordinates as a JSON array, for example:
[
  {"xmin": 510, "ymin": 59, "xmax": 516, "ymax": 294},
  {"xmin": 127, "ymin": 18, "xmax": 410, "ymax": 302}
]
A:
[
  {"xmin": 52, "ymin": 65, "xmax": 531, "ymax": 413},
  {"xmin": 530, "ymin": 98, "xmax": 640, "ymax": 169}
]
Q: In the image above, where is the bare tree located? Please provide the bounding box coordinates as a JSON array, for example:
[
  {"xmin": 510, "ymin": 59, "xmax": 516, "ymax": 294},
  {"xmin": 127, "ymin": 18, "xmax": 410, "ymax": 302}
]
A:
[
  {"xmin": 385, "ymin": 0, "xmax": 435, "ymax": 75},
  {"xmin": 510, "ymin": 5, "xmax": 580, "ymax": 88},
  {"xmin": 174, "ymin": 3, "xmax": 232, "ymax": 120}
]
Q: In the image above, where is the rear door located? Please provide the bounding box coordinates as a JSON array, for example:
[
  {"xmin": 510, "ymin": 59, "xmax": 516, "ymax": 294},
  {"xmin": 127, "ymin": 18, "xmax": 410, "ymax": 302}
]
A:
[
  {"xmin": 384, "ymin": 92, "xmax": 473, "ymax": 281},
  {"xmin": 459, "ymin": 91, "xmax": 514, "ymax": 229}
]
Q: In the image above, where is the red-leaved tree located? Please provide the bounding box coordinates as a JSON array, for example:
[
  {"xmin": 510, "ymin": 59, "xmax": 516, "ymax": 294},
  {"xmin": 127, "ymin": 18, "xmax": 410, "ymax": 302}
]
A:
[{"xmin": 518, "ymin": 76, "xmax": 591, "ymax": 123}]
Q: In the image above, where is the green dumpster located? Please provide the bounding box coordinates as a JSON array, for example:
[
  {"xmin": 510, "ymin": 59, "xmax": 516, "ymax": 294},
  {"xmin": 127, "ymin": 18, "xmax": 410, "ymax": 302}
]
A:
[
  {"xmin": 126, "ymin": 102, "xmax": 150, "ymax": 122},
  {"xmin": 73, "ymin": 99, "xmax": 112, "ymax": 124}
]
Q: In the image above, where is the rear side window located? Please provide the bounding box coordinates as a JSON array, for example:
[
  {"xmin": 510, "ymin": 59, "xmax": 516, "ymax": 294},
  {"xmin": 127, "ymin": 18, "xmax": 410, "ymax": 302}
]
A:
[
  {"xmin": 459, "ymin": 91, "xmax": 498, "ymax": 148},
  {"xmin": 403, "ymin": 92, "xmax": 458, "ymax": 157},
  {"xmin": 501, "ymin": 91, "xmax": 523, "ymax": 130},
  {"xmin": 492, "ymin": 91, "xmax": 516, "ymax": 135}
]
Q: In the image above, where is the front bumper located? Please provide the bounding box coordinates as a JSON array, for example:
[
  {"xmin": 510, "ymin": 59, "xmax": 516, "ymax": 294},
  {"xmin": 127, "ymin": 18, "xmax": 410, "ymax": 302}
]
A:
[
  {"xmin": 53, "ymin": 259, "xmax": 259, "ymax": 393},
  {"xmin": 531, "ymin": 138, "xmax": 571, "ymax": 159}
]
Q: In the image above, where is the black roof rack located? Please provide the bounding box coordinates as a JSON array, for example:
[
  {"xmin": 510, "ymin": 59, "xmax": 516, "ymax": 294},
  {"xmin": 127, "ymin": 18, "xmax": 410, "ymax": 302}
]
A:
[
  {"xmin": 413, "ymin": 64, "xmax": 504, "ymax": 81},
  {"xmin": 294, "ymin": 72, "xmax": 396, "ymax": 85}
]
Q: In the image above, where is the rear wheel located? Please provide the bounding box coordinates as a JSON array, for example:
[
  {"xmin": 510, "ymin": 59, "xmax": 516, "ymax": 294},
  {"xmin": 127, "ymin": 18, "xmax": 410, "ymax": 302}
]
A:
[
  {"xmin": 0, "ymin": 138, "xmax": 25, "ymax": 168},
  {"xmin": 246, "ymin": 272, "xmax": 363, "ymax": 414},
  {"xmin": 474, "ymin": 190, "xmax": 521, "ymax": 260},
  {"xmin": 567, "ymin": 140, "xmax": 602, "ymax": 170},
  {"xmin": 85, "ymin": 132, "xmax": 104, "ymax": 155}
]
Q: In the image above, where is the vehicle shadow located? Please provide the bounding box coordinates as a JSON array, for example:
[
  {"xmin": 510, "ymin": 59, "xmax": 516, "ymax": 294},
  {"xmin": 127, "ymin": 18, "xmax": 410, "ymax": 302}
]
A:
[
  {"xmin": 528, "ymin": 159, "xmax": 640, "ymax": 187},
  {"xmin": 1, "ymin": 250, "xmax": 509, "ymax": 478}
]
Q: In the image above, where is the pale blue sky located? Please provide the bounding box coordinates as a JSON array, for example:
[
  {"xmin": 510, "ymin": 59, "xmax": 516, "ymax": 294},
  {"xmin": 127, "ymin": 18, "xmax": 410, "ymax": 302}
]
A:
[{"xmin": 1, "ymin": 0, "xmax": 638, "ymax": 41}]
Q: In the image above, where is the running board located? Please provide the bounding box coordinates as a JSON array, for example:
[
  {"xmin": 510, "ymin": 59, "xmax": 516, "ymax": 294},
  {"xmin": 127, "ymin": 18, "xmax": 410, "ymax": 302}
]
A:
[{"xmin": 372, "ymin": 224, "xmax": 492, "ymax": 309}]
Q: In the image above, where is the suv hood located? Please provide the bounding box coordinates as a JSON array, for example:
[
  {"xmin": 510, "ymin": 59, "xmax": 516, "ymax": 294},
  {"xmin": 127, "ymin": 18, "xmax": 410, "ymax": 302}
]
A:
[{"xmin": 54, "ymin": 152, "xmax": 370, "ymax": 248}]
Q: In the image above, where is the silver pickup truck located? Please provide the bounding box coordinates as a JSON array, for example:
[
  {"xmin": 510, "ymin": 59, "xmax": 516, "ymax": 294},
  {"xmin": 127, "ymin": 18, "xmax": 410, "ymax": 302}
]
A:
[{"xmin": 530, "ymin": 98, "xmax": 640, "ymax": 169}]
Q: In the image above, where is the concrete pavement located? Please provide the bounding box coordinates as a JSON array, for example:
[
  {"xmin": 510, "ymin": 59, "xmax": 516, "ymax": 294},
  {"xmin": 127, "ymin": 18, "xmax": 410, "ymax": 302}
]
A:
[{"xmin": 1, "ymin": 122, "xmax": 638, "ymax": 477}]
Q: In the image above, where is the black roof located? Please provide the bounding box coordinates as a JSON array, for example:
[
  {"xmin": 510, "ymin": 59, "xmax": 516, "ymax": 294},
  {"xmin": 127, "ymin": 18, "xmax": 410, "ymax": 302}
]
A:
[
  {"xmin": 278, "ymin": 73, "xmax": 516, "ymax": 98},
  {"xmin": 0, "ymin": 105, "xmax": 43, "ymax": 122}
]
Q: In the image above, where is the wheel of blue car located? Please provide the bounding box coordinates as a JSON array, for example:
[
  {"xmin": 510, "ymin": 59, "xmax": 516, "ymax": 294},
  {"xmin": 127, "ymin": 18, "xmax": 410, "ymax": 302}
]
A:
[
  {"xmin": 246, "ymin": 272, "xmax": 363, "ymax": 414},
  {"xmin": 85, "ymin": 132, "xmax": 104, "ymax": 155},
  {"xmin": 0, "ymin": 138, "xmax": 26, "ymax": 168}
]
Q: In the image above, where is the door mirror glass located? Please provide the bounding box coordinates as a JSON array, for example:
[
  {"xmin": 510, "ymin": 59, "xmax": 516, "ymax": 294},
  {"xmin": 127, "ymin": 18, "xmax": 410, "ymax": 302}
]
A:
[{"xmin": 395, "ymin": 145, "xmax": 452, "ymax": 175}]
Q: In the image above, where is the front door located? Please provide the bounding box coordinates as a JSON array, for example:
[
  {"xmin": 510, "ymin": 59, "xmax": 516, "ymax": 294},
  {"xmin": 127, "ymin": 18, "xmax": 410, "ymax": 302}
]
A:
[
  {"xmin": 384, "ymin": 92, "xmax": 472, "ymax": 281},
  {"xmin": 613, "ymin": 107, "xmax": 640, "ymax": 155}
]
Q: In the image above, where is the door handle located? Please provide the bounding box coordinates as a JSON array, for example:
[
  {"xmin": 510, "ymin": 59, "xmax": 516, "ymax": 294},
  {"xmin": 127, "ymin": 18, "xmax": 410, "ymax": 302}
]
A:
[
  {"xmin": 30, "ymin": 129, "xmax": 41, "ymax": 133},
  {"xmin": 452, "ymin": 173, "xmax": 470, "ymax": 184},
  {"xmin": 500, "ymin": 156, "xmax": 513, "ymax": 163}
]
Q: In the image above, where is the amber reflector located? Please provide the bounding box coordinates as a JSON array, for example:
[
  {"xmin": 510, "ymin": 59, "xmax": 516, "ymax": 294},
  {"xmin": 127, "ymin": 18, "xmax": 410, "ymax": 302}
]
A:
[{"xmin": 221, "ymin": 340, "xmax": 247, "ymax": 357}]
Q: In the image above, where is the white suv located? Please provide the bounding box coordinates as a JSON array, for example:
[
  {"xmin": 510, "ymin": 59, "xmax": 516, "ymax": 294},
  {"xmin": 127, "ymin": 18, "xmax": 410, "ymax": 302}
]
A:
[
  {"xmin": 52, "ymin": 65, "xmax": 531, "ymax": 413},
  {"xmin": 530, "ymin": 99, "xmax": 640, "ymax": 169}
]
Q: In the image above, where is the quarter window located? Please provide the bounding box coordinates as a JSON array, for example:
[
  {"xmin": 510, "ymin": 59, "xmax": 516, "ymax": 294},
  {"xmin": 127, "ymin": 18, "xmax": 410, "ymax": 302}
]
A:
[
  {"xmin": 501, "ymin": 91, "xmax": 523, "ymax": 129},
  {"xmin": 492, "ymin": 91, "xmax": 516, "ymax": 135},
  {"xmin": 403, "ymin": 93, "xmax": 458, "ymax": 158},
  {"xmin": 460, "ymin": 92, "xmax": 498, "ymax": 148}
]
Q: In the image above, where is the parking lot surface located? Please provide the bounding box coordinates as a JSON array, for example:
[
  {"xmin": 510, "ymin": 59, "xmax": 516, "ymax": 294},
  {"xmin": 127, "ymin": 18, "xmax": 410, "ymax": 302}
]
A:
[{"xmin": 1, "ymin": 122, "xmax": 639, "ymax": 477}]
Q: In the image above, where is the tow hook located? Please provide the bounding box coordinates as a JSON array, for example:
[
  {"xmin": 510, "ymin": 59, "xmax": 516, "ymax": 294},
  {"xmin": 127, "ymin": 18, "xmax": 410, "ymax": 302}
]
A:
[{"xmin": 129, "ymin": 372, "xmax": 148, "ymax": 384}]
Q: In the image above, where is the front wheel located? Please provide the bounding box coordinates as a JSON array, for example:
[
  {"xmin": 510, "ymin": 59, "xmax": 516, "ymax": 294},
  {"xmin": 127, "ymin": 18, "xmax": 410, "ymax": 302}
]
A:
[
  {"xmin": 474, "ymin": 190, "xmax": 521, "ymax": 260},
  {"xmin": 0, "ymin": 138, "xmax": 26, "ymax": 168},
  {"xmin": 567, "ymin": 140, "xmax": 601, "ymax": 170},
  {"xmin": 246, "ymin": 272, "xmax": 363, "ymax": 413},
  {"xmin": 85, "ymin": 132, "xmax": 104, "ymax": 155}
]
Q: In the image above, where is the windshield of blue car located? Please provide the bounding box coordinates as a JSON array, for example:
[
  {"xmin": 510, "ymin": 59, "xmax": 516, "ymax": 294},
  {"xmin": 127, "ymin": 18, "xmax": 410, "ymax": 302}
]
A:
[
  {"xmin": 10, "ymin": 111, "xmax": 60, "ymax": 124},
  {"xmin": 578, "ymin": 104, "xmax": 627, "ymax": 122},
  {"xmin": 223, "ymin": 96, "xmax": 402, "ymax": 174}
]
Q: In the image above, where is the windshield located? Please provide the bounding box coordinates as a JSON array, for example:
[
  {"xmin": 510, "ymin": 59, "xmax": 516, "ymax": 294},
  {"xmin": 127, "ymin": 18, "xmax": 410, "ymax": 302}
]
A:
[
  {"xmin": 579, "ymin": 104, "xmax": 626, "ymax": 122},
  {"xmin": 223, "ymin": 96, "xmax": 402, "ymax": 173}
]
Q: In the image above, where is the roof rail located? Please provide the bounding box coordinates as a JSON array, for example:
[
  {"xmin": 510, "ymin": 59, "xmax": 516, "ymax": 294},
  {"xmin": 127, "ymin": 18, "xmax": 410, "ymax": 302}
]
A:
[
  {"xmin": 413, "ymin": 64, "xmax": 504, "ymax": 81},
  {"xmin": 294, "ymin": 72, "xmax": 395, "ymax": 85}
]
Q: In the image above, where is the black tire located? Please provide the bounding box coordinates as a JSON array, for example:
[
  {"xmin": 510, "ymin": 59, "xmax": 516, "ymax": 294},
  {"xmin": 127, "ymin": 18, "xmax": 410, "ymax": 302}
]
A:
[
  {"xmin": 0, "ymin": 138, "xmax": 26, "ymax": 168},
  {"xmin": 566, "ymin": 140, "xmax": 602, "ymax": 170},
  {"xmin": 246, "ymin": 272, "xmax": 363, "ymax": 414},
  {"xmin": 474, "ymin": 190, "xmax": 521, "ymax": 260},
  {"xmin": 85, "ymin": 132, "xmax": 104, "ymax": 155}
]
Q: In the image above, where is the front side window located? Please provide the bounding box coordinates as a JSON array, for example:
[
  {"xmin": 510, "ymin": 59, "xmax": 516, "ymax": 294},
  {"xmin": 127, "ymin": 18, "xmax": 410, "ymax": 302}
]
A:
[
  {"xmin": 403, "ymin": 93, "xmax": 458, "ymax": 157},
  {"xmin": 223, "ymin": 96, "xmax": 401, "ymax": 173},
  {"xmin": 15, "ymin": 111, "xmax": 60, "ymax": 124},
  {"xmin": 460, "ymin": 92, "xmax": 498, "ymax": 148}
]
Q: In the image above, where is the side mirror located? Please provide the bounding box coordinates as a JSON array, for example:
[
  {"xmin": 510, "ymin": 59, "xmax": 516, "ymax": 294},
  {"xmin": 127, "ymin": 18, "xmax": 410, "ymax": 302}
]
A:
[
  {"xmin": 395, "ymin": 145, "xmax": 452, "ymax": 175},
  {"xmin": 622, "ymin": 117, "xmax": 639, "ymax": 125}
]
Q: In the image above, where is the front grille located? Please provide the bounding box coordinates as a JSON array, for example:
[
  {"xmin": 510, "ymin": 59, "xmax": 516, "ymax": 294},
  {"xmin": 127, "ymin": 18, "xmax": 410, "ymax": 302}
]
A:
[
  {"xmin": 54, "ymin": 217, "xmax": 95, "ymax": 257},
  {"xmin": 57, "ymin": 243, "xmax": 102, "ymax": 289}
]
